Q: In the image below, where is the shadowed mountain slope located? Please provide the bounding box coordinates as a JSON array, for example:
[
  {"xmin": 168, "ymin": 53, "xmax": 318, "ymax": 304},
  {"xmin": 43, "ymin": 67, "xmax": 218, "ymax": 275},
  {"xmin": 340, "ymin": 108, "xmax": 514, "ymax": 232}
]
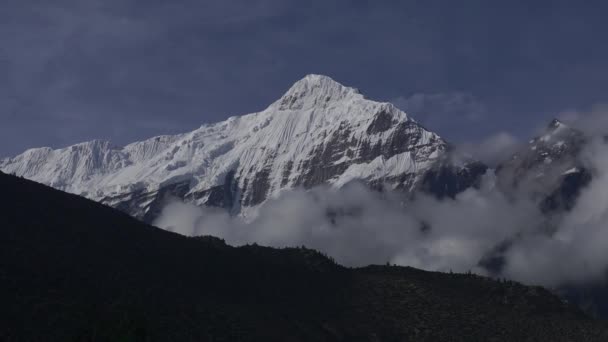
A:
[{"xmin": 1, "ymin": 171, "xmax": 607, "ymax": 341}]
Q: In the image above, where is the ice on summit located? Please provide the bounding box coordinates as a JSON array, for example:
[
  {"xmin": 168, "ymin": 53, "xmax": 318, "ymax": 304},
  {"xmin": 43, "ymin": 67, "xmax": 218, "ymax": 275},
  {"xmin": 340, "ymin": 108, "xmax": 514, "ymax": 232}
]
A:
[{"xmin": 271, "ymin": 74, "xmax": 364, "ymax": 111}]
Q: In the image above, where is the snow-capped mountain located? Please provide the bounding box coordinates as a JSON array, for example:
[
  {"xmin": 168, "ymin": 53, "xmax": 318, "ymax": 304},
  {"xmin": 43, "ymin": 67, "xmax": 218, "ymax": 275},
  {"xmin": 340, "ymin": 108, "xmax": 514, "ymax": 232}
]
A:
[
  {"xmin": 496, "ymin": 119, "xmax": 591, "ymax": 213},
  {"xmin": 0, "ymin": 75, "xmax": 486, "ymax": 221}
]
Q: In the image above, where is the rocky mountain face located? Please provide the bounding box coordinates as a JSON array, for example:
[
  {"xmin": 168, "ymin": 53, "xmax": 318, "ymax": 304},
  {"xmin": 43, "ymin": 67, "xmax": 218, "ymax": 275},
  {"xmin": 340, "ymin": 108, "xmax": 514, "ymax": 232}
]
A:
[
  {"xmin": 496, "ymin": 119, "xmax": 592, "ymax": 214},
  {"xmin": 0, "ymin": 75, "xmax": 486, "ymax": 222},
  {"xmin": 474, "ymin": 119, "xmax": 594, "ymax": 274}
]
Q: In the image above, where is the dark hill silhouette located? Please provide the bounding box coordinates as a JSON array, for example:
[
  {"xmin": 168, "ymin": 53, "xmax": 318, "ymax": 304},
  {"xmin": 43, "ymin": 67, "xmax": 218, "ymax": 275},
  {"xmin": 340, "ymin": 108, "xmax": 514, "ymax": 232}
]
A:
[{"xmin": 1, "ymin": 171, "xmax": 607, "ymax": 341}]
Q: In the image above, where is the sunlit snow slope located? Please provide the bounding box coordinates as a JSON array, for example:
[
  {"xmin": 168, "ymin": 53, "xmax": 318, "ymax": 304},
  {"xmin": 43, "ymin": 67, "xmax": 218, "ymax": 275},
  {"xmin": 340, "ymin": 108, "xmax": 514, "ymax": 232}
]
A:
[{"xmin": 0, "ymin": 75, "xmax": 486, "ymax": 221}]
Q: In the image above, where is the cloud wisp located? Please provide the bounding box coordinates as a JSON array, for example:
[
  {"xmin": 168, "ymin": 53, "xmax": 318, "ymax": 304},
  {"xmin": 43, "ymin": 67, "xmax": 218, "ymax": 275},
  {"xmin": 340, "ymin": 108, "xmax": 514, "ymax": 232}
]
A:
[
  {"xmin": 154, "ymin": 111, "xmax": 608, "ymax": 289},
  {"xmin": 455, "ymin": 132, "xmax": 521, "ymax": 166},
  {"xmin": 503, "ymin": 137, "xmax": 608, "ymax": 286}
]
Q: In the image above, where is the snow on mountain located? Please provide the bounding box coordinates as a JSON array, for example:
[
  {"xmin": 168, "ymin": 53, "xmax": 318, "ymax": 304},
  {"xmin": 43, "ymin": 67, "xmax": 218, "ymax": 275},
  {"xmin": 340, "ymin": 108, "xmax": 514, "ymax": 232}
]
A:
[
  {"xmin": 0, "ymin": 74, "xmax": 485, "ymax": 221},
  {"xmin": 496, "ymin": 119, "xmax": 591, "ymax": 213}
]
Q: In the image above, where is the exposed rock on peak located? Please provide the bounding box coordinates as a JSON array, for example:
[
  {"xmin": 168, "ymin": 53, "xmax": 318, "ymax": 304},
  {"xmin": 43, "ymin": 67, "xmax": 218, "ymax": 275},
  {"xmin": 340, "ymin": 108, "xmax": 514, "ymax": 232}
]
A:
[
  {"xmin": 497, "ymin": 118, "xmax": 590, "ymax": 213},
  {"xmin": 547, "ymin": 118, "xmax": 565, "ymax": 131}
]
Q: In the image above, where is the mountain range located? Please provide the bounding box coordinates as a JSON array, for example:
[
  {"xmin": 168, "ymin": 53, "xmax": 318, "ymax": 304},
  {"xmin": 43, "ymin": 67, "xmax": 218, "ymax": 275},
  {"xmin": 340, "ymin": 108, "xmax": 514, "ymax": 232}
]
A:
[
  {"xmin": 0, "ymin": 75, "xmax": 492, "ymax": 222},
  {"xmin": 2, "ymin": 74, "xmax": 606, "ymax": 339},
  {"xmin": 1, "ymin": 75, "xmax": 596, "ymax": 277}
]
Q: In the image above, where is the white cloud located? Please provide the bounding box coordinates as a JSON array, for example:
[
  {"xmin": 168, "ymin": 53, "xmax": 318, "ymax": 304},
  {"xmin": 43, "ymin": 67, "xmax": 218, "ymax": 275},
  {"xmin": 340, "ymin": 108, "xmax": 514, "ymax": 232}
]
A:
[
  {"xmin": 154, "ymin": 176, "xmax": 540, "ymax": 276},
  {"xmin": 153, "ymin": 108, "xmax": 608, "ymax": 289},
  {"xmin": 504, "ymin": 138, "xmax": 608, "ymax": 286},
  {"xmin": 456, "ymin": 132, "xmax": 521, "ymax": 166}
]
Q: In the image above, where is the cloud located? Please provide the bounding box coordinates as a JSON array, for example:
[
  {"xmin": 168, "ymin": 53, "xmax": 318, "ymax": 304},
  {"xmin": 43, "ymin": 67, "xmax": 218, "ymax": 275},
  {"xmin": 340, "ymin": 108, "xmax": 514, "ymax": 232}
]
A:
[
  {"xmin": 455, "ymin": 132, "xmax": 521, "ymax": 166},
  {"xmin": 391, "ymin": 91, "xmax": 521, "ymax": 166},
  {"xmin": 154, "ymin": 175, "xmax": 541, "ymax": 276},
  {"xmin": 153, "ymin": 112, "xmax": 608, "ymax": 289},
  {"xmin": 503, "ymin": 137, "xmax": 608, "ymax": 286},
  {"xmin": 156, "ymin": 183, "xmax": 424, "ymax": 267}
]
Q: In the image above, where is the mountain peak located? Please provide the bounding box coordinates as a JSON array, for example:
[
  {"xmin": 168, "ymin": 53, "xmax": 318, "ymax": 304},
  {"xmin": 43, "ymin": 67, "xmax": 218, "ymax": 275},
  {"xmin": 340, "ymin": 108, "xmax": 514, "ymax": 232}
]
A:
[
  {"xmin": 298, "ymin": 73, "xmax": 338, "ymax": 84},
  {"xmin": 527, "ymin": 118, "xmax": 582, "ymax": 147},
  {"xmin": 547, "ymin": 118, "xmax": 565, "ymax": 132},
  {"xmin": 540, "ymin": 118, "xmax": 576, "ymax": 141},
  {"xmin": 291, "ymin": 74, "xmax": 347, "ymax": 89},
  {"xmin": 1, "ymin": 73, "xmax": 479, "ymax": 221},
  {"xmin": 273, "ymin": 74, "xmax": 362, "ymax": 110}
]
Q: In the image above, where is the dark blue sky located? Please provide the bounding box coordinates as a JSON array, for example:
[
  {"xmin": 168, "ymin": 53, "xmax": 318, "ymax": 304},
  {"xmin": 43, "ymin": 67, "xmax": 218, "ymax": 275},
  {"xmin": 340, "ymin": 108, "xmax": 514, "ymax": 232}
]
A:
[{"xmin": 2, "ymin": 0, "xmax": 607, "ymax": 157}]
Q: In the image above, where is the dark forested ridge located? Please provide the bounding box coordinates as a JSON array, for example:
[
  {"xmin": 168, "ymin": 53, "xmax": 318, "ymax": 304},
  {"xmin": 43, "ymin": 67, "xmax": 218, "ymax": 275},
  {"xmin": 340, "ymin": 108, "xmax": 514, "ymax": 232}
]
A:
[{"xmin": 1, "ymin": 171, "xmax": 607, "ymax": 341}]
